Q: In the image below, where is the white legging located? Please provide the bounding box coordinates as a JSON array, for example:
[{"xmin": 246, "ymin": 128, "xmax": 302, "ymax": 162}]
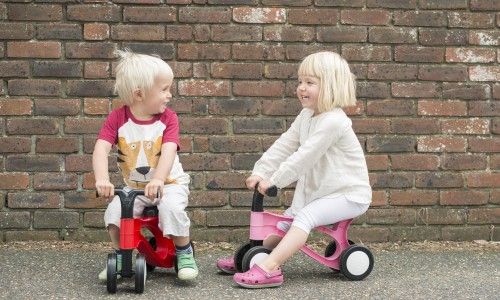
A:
[{"xmin": 278, "ymin": 194, "xmax": 369, "ymax": 234}]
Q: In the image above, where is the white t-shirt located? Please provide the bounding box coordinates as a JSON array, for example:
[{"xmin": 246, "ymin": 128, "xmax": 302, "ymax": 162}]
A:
[{"xmin": 252, "ymin": 108, "xmax": 372, "ymax": 215}]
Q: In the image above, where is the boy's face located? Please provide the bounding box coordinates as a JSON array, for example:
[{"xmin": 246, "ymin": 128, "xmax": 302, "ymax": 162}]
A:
[
  {"xmin": 297, "ymin": 75, "xmax": 321, "ymax": 114},
  {"xmin": 142, "ymin": 73, "xmax": 173, "ymax": 115}
]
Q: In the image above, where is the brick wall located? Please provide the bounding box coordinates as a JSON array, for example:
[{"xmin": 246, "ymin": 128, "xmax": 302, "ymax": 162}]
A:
[{"xmin": 1, "ymin": 0, "xmax": 499, "ymax": 243}]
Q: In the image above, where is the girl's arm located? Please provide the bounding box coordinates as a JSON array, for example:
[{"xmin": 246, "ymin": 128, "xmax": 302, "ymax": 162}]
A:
[
  {"xmin": 270, "ymin": 116, "xmax": 349, "ymax": 189},
  {"xmin": 92, "ymin": 139, "xmax": 114, "ymax": 199},
  {"xmin": 145, "ymin": 142, "xmax": 177, "ymax": 200}
]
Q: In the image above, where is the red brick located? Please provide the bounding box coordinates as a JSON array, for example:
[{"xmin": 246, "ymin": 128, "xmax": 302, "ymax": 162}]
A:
[
  {"xmin": 189, "ymin": 191, "xmax": 228, "ymax": 207},
  {"xmin": 206, "ymin": 173, "xmax": 248, "ymax": 189},
  {"xmin": 395, "ymin": 46, "xmax": 444, "ymax": 62},
  {"xmin": 0, "ymin": 173, "xmax": 29, "ymax": 190},
  {"xmin": 470, "ymin": 101, "xmax": 500, "ymax": 117},
  {"xmin": 211, "ymin": 25, "xmax": 262, "ymax": 42},
  {"xmin": 262, "ymin": 0, "xmax": 312, "ymax": 5},
  {"xmin": 211, "ymin": 63, "xmax": 261, "ymax": 79},
  {"xmin": 8, "ymin": 192, "xmax": 60, "ymax": 209},
  {"xmin": 365, "ymin": 155, "xmax": 388, "ymax": 171},
  {"xmin": 470, "ymin": 0, "xmax": 500, "ymax": 10},
  {"xmin": 84, "ymin": 98, "xmax": 110, "ymax": 115},
  {"xmin": 111, "ymin": 25, "xmax": 164, "ymax": 41},
  {"xmin": 33, "ymin": 61, "xmax": 82, "ymax": 78},
  {"xmin": 449, "ymin": 12, "xmax": 495, "ymax": 28},
  {"xmin": 0, "ymin": 99, "xmax": 31, "ymax": 115},
  {"xmin": 419, "ymin": 28, "xmax": 467, "ymax": 46},
  {"xmin": 441, "ymin": 119, "xmax": 489, "ymax": 135},
  {"xmin": 65, "ymin": 154, "xmax": 93, "ymax": 172},
  {"xmin": 34, "ymin": 173, "xmax": 78, "ymax": 190},
  {"xmin": 366, "ymin": 208, "xmax": 415, "ymax": 225},
  {"xmin": 0, "ymin": 212, "xmax": 30, "ymax": 229},
  {"xmin": 491, "ymin": 189, "xmax": 500, "ymax": 204},
  {"xmin": 494, "ymin": 84, "xmax": 500, "ymax": 99},
  {"xmin": 392, "ymin": 82, "xmax": 440, "ymax": 98},
  {"xmin": 233, "ymin": 81, "xmax": 282, "ymax": 97},
  {"xmin": 5, "ymin": 231, "xmax": 60, "ymax": 242},
  {"xmin": 419, "ymin": 0, "xmax": 467, "ymax": 9},
  {"xmin": 0, "ymin": 61, "xmax": 29, "ymax": 77},
  {"xmin": 441, "ymin": 154, "xmax": 488, "ymax": 170},
  {"xmin": 36, "ymin": 24, "xmax": 82, "ymax": 40},
  {"xmin": 84, "ymin": 62, "xmax": 109, "ymax": 79},
  {"xmin": 179, "ymin": 117, "xmax": 228, "ymax": 134},
  {"xmin": 67, "ymin": 4, "xmax": 120, "ymax": 22},
  {"xmin": 469, "ymin": 66, "xmax": 500, "ymax": 81},
  {"xmin": 264, "ymin": 63, "xmax": 298, "ymax": 79},
  {"xmin": 0, "ymin": 137, "xmax": 31, "ymax": 153},
  {"xmin": 352, "ymin": 119, "xmax": 390, "ymax": 134},
  {"xmin": 391, "ymin": 119, "xmax": 439, "ymax": 134},
  {"xmin": 8, "ymin": 4, "xmax": 62, "ymax": 21},
  {"xmin": 342, "ymin": 45, "xmax": 391, "ymax": 62},
  {"xmin": 417, "ymin": 137, "xmax": 467, "ymax": 153},
  {"xmin": 66, "ymin": 80, "xmax": 114, "ymax": 97},
  {"xmin": 317, "ymin": 26, "xmax": 367, "ymax": 43},
  {"xmin": 64, "ymin": 191, "xmax": 108, "ymax": 209},
  {"xmin": 7, "ymin": 118, "xmax": 59, "ymax": 135},
  {"xmin": 0, "ymin": 23, "xmax": 34, "ymax": 40},
  {"xmin": 7, "ymin": 41, "xmax": 60, "ymax": 58},
  {"xmin": 367, "ymin": 0, "xmax": 417, "ymax": 9},
  {"xmin": 264, "ymin": 26, "xmax": 314, "ymax": 42},
  {"xmin": 469, "ymin": 30, "xmax": 500, "ymax": 46},
  {"xmin": 178, "ymin": 80, "xmax": 229, "ymax": 97},
  {"xmin": 393, "ymin": 11, "xmax": 446, "ymax": 27},
  {"xmin": 6, "ymin": 155, "xmax": 60, "ymax": 172},
  {"xmin": 370, "ymin": 190, "xmax": 387, "ymax": 206},
  {"xmin": 180, "ymin": 7, "xmax": 230, "ymax": 23},
  {"xmin": 418, "ymin": 100, "xmax": 467, "ymax": 116},
  {"xmin": 467, "ymin": 208, "xmax": 500, "ymax": 224},
  {"xmin": 66, "ymin": 43, "xmax": 116, "ymax": 59},
  {"xmin": 233, "ymin": 7, "xmax": 286, "ymax": 24},
  {"xmin": 180, "ymin": 154, "xmax": 229, "ymax": 171},
  {"xmin": 468, "ymin": 138, "xmax": 500, "ymax": 153},
  {"xmin": 442, "ymin": 83, "xmax": 490, "ymax": 100},
  {"xmin": 286, "ymin": 45, "xmax": 338, "ymax": 61},
  {"xmin": 36, "ymin": 137, "xmax": 79, "ymax": 153},
  {"xmin": 415, "ymin": 173, "xmax": 464, "ymax": 188},
  {"xmin": 391, "ymin": 154, "xmax": 439, "ymax": 170},
  {"xmin": 442, "ymin": 226, "xmax": 490, "ymax": 241},
  {"xmin": 369, "ymin": 173, "xmax": 413, "ymax": 188},
  {"xmin": 369, "ymin": 27, "xmax": 417, "ymax": 44},
  {"xmin": 289, "ymin": 8, "xmax": 337, "ymax": 24},
  {"xmin": 34, "ymin": 99, "xmax": 81, "ymax": 116},
  {"xmin": 389, "ymin": 190, "xmax": 438, "ymax": 206},
  {"xmin": 64, "ymin": 117, "xmax": 104, "ymax": 134},
  {"xmin": 418, "ymin": 65, "xmax": 468, "ymax": 81},
  {"xmin": 417, "ymin": 208, "xmax": 466, "ymax": 225},
  {"xmin": 166, "ymin": 25, "xmax": 192, "ymax": 41},
  {"xmin": 123, "ymin": 6, "xmax": 176, "ymax": 23},
  {"xmin": 233, "ymin": 43, "xmax": 284, "ymax": 61},
  {"xmin": 84, "ymin": 23, "xmax": 109, "ymax": 41},
  {"xmin": 366, "ymin": 100, "xmax": 414, "ymax": 116},
  {"xmin": 467, "ymin": 173, "xmax": 500, "ymax": 188},
  {"xmin": 368, "ymin": 64, "xmax": 417, "ymax": 80},
  {"xmin": 432, "ymin": 194, "xmax": 484, "ymax": 217},
  {"xmin": 341, "ymin": 10, "xmax": 390, "ymax": 25},
  {"xmin": 261, "ymin": 100, "xmax": 301, "ymax": 116},
  {"xmin": 209, "ymin": 136, "xmax": 261, "ymax": 153},
  {"xmin": 178, "ymin": 44, "xmax": 230, "ymax": 60}
]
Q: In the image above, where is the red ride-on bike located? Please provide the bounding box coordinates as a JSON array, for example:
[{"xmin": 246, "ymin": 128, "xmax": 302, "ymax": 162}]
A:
[{"xmin": 98, "ymin": 189, "xmax": 194, "ymax": 294}]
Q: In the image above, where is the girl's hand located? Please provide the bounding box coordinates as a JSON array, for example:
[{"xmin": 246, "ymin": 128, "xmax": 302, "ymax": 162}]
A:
[
  {"xmin": 246, "ymin": 175, "xmax": 263, "ymax": 190},
  {"xmin": 257, "ymin": 179, "xmax": 273, "ymax": 196},
  {"xmin": 145, "ymin": 179, "xmax": 164, "ymax": 201},
  {"xmin": 96, "ymin": 180, "xmax": 114, "ymax": 200}
]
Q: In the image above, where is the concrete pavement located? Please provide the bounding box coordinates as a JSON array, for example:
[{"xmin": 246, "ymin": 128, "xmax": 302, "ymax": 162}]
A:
[{"xmin": 0, "ymin": 244, "xmax": 499, "ymax": 299}]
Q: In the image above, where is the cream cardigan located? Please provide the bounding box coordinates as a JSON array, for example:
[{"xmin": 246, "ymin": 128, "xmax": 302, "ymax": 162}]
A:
[{"xmin": 252, "ymin": 108, "xmax": 372, "ymax": 215}]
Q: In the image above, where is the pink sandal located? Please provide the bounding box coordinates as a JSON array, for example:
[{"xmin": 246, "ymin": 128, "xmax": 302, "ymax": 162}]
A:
[
  {"xmin": 217, "ymin": 256, "xmax": 237, "ymax": 274},
  {"xmin": 233, "ymin": 264, "xmax": 283, "ymax": 289}
]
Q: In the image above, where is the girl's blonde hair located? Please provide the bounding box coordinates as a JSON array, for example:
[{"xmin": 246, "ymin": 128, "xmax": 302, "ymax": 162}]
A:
[
  {"xmin": 114, "ymin": 49, "xmax": 173, "ymax": 105},
  {"xmin": 298, "ymin": 51, "xmax": 356, "ymax": 112}
]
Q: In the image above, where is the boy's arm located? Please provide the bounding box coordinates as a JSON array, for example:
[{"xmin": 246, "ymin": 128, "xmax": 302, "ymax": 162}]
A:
[
  {"xmin": 144, "ymin": 142, "xmax": 178, "ymax": 200},
  {"xmin": 92, "ymin": 139, "xmax": 114, "ymax": 199}
]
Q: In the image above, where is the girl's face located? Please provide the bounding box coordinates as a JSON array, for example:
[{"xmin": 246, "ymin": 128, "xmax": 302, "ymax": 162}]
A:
[
  {"xmin": 142, "ymin": 73, "xmax": 173, "ymax": 115},
  {"xmin": 297, "ymin": 75, "xmax": 321, "ymax": 114}
]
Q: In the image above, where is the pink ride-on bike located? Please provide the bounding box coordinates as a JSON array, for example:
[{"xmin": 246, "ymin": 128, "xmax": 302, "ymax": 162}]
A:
[
  {"xmin": 233, "ymin": 186, "xmax": 374, "ymax": 281},
  {"xmin": 98, "ymin": 189, "xmax": 194, "ymax": 294}
]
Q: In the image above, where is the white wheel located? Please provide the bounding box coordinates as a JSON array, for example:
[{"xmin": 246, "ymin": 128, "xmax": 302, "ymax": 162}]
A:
[
  {"xmin": 241, "ymin": 246, "xmax": 272, "ymax": 272},
  {"xmin": 340, "ymin": 245, "xmax": 374, "ymax": 280}
]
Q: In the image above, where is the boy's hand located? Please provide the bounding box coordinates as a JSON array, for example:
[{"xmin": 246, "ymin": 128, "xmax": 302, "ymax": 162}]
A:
[
  {"xmin": 246, "ymin": 175, "xmax": 263, "ymax": 190},
  {"xmin": 96, "ymin": 180, "xmax": 114, "ymax": 200},
  {"xmin": 145, "ymin": 179, "xmax": 164, "ymax": 201}
]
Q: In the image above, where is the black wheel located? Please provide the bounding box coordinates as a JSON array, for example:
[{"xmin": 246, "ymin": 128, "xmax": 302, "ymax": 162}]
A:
[
  {"xmin": 174, "ymin": 241, "xmax": 195, "ymax": 273},
  {"xmin": 234, "ymin": 242, "xmax": 251, "ymax": 272},
  {"xmin": 106, "ymin": 253, "xmax": 118, "ymax": 294},
  {"xmin": 339, "ymin": 245, "xmax": 374, "ymax": 281},
  {"xmin": 241, "ymin": 246, "xmax": 272, "ymax": 272},
  {"xmin": 135, "ymin": 253, "xmax": 147, "ymax": 294},
  {"xmin": 146, "ymin": 237, "xmax": 157, "ymax": 273}
]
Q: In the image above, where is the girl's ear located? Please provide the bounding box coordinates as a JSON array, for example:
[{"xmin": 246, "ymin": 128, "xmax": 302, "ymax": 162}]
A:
[{"xmin": 133, "ymin": 88, "xmax": 143, "ymax": 102}]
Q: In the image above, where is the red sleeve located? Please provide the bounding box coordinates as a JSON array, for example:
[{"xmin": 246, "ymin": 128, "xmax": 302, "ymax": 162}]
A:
[
  {"xmin": 97, "ymin": 108, "xmax": 122, "ymax": 145},
  {"xmin": 162, "ymin": 110, "xmax": 181, "ymax": 151}
]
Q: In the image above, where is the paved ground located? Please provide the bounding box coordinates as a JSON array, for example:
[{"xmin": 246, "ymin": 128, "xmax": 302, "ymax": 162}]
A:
[{"xmin": 0, "ymin": 242, "xmax": 499, "ymax": 299}]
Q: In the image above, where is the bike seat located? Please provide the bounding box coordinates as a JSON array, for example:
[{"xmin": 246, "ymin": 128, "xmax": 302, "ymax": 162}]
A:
[{"xmin": 143, "ymin": 206, "xmax": 159, "ymax": 217}]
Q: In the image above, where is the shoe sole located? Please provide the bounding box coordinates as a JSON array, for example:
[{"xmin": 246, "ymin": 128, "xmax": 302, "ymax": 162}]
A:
[
  {"xmin": 236, "ymin": 282, "xmax": 282, "ymax": 289},
  {"xmin": 178, "ymin": 271, "xmax": 199, "ymax": 281},
  {"xmin": 217, "ymin": 265, "xmax": 236, "ymax": 275}
]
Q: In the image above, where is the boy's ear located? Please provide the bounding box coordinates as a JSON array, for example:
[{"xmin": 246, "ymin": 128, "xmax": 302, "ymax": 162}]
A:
[{"xmin": 133, "ymin": 88, "xmax": 143, "ymax": 102}]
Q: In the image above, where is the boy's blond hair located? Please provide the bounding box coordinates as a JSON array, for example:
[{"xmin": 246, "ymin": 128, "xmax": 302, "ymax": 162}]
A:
[
  {"xmin": 298, "ymin": 51, "xmax": 356, "ymax": 112},
  {"xmin": 114, "ymin": 49, "xmax": 173, "ymax": 106}
]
